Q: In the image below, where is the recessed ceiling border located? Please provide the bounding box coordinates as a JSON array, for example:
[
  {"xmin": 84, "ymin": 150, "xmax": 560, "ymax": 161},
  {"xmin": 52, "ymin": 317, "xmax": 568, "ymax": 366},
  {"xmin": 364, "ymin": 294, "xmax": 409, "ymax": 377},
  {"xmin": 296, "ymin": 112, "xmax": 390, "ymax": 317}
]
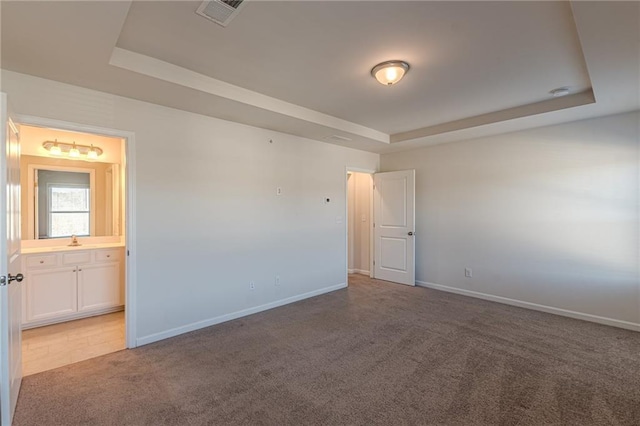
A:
[{"xmin": 109, "ymin": 47, "xmax": 390, "ymax": 144}]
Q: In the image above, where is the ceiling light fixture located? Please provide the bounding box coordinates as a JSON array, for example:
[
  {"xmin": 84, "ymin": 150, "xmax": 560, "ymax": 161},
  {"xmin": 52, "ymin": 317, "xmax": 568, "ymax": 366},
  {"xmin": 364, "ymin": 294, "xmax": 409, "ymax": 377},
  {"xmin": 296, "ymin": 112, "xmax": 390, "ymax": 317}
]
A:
[
  {"xmin": 42, "ymin": 140, "xmax": 104, "ymax": 160},
  {"xmin": 371, "ymin": 60, "xmax": 410, "ymax": 86},
  {"xmin": 550, "ymin": 87, "xmax": 570, "ymax": 97}
]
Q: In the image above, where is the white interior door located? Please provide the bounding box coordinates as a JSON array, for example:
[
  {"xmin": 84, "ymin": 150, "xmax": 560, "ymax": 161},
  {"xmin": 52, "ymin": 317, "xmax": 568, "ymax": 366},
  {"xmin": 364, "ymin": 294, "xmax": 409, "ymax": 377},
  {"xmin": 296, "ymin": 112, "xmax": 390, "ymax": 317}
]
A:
[
  {"xmin": 0, "ymin": 93, "xmax": 23, "ymax": 426},
  {"xmin": 373, "ymin": 170, "xmax": 415, "ymax": 286}
]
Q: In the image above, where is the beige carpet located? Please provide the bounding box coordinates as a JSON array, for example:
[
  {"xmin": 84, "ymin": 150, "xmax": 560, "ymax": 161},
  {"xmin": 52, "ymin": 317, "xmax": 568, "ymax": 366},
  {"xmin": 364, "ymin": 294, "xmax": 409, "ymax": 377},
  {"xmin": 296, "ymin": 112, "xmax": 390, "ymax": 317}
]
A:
[{"xmin": 13, "ymin": 275, "xmax": 640, "ymax": 425}]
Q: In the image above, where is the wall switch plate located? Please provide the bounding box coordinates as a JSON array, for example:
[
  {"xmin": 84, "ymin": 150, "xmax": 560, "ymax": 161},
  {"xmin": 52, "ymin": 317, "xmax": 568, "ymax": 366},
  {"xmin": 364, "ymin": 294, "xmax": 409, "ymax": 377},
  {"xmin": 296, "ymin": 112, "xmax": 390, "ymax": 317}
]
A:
[
  {"xmin": 249, "ymin": 281, "xmax": 256, "ymax": 290},
  {"xmin": 336, "ymin": 216, "xmax": 343, "ymax": 224},
  {"xmin": 276, "ymin": 187, "xmax": 282, "ymax": 196},
  {"xmin": 275, "ymin": 275, "xmax": 280, "ymax": 286},
  {"xmin": 465, "ymin": 268, "xmax": 472, "ymax": 278}
]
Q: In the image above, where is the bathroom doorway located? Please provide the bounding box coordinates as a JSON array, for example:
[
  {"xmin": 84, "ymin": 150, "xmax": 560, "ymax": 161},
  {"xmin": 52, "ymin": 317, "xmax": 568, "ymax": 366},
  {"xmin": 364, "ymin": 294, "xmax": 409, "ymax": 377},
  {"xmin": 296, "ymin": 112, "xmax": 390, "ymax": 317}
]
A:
[{"xmin": 15, "ymin": 120, "xmax": 133, "ymax": 376}]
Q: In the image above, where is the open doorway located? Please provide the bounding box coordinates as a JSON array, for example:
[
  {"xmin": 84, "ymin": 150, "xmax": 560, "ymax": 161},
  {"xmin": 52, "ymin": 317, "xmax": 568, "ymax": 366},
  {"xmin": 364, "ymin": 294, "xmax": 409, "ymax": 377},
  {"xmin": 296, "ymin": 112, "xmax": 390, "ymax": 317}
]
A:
[
  {"xmin": 17, "ymin": 123, "xmax": 128, "ymax": 376},
  {"xmin": 346, "ymin": 170, "xmax": 374, "ymax": 281},
  {"xmin": 346, "ymin": 168, "xmax": 417, "ymax": 287}
]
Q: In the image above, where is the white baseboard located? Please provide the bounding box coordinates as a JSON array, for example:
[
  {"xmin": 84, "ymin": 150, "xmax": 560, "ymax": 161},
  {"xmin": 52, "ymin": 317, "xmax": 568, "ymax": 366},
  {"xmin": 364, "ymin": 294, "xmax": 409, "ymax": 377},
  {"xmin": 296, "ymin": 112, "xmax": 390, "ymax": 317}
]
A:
[
  {"xmin": 348, "ymin": 269, "xmax": 355, "ymax": 274},
  {"xmin": 416, "ymin": 281, "xmax": 640, "ymax": 332},
  {"xmin": 137, "ymin": 282, "xmax": 348, "ymax": 346},
  {"xmin": 22, "ymin": 306, "xmax": 124, "ymax": 330},
  {"xmin": 348, "ymin": 269, "xmax": 370, "ymax": 276}
]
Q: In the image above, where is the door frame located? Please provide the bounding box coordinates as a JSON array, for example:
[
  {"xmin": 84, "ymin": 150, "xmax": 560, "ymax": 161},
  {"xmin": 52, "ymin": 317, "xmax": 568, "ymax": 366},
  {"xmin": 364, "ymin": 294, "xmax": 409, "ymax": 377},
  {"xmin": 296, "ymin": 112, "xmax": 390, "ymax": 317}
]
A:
[
  {"xmin": 344, "ymin": 166, "xmax": 376, "ymax": 286},
  {"xmin": 14, "ymin": 115, "xmax": 138, "ymax": 348}
]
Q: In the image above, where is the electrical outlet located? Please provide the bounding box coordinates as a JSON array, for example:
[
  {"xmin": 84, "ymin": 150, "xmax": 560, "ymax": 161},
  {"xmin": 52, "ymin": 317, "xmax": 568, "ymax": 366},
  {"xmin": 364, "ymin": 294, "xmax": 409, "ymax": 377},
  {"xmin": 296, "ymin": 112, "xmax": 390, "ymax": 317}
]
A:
[
  {"xmin": 275, "ymin": 275, "xmax": 280, "ymax": 286},
  {"xmin": 465, "ymin": 268, "xmax": 472, "ymax": 278},
  {"xmin": 249, "ymin": 281, "xmax": 256, "ymax": 290}
]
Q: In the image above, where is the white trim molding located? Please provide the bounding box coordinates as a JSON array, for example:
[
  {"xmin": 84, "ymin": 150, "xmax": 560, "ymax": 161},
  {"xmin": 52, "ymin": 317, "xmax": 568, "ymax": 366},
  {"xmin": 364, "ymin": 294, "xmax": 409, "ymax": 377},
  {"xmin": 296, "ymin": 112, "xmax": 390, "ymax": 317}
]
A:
[
  {"xmin": 110, "ymin": 48, "xmax": 389, "ymax": 144},
  {"xmin": 416, "ymin": 281, "xmax": 640, "ymax": 332},
  {"xmin": 137, "ymin": 282, "xmax": 347, "ymax": 347}
]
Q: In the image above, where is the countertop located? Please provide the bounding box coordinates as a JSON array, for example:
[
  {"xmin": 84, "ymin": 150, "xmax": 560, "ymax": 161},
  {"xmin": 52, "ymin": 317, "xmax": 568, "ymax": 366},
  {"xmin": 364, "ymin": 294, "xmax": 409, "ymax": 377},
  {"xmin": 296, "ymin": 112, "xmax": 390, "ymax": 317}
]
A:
[{"xmin": 21, "ymin": 243, "xmax": 125, "ymax": 255}]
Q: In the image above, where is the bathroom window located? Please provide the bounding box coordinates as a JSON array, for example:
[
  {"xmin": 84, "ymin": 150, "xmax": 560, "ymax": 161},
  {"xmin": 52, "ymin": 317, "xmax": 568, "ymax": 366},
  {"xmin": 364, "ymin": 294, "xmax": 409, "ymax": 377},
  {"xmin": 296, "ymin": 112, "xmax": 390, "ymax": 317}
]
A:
[
  {"xmin": 48, "ymin": 184, "xmax": 90, "ymax": 238},
  {"xmin": 35, "ymin": 168, "xmax": 93, "ymax": 239}
]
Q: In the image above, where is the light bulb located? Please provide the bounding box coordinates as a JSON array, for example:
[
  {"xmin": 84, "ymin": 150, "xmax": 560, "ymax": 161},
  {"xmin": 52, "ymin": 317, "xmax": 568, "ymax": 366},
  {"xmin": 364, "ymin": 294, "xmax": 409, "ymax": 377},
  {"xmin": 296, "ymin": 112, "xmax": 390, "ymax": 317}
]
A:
[
  {"xmin": 50, "ymin": 143, "xmax": 62, "ymax": 155},
  {"xmin": 385, "ymin": 67, "xmax": 398, "ymax": 82},
  {"xmin": 69, "ymin": 143, "xmax": 80, "ymax": 158},
  {"xmin": 87, "ymin": 145, "xmax": 98, "ymax": 160}
]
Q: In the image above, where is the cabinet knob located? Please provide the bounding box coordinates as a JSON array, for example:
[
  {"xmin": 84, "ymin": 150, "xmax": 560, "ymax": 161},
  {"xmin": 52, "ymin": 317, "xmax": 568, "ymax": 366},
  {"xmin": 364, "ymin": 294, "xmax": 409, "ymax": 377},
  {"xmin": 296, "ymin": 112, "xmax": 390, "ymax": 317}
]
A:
[
  {"xmin": 106, "ymin": 255, "xmax": 110, "ymax": 258},
  {"xmin": 39, "ymin": 260, "xmax": 44, "ymax": 264}
]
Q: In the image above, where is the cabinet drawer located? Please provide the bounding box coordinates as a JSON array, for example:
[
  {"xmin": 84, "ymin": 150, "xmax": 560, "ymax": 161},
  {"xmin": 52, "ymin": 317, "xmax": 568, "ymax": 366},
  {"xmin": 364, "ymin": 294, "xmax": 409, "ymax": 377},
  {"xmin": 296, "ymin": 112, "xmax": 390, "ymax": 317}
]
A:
[
  {"xmin": 62, "ymin": 252, "xmax": 92, "ymax": 265},
  {"xmin": 95, "ymin": 249, "xmax": 120, "ymax": 262},
  {"xmin": 26, "ymin": 254, "xmax": 58, "ymax": 269}
]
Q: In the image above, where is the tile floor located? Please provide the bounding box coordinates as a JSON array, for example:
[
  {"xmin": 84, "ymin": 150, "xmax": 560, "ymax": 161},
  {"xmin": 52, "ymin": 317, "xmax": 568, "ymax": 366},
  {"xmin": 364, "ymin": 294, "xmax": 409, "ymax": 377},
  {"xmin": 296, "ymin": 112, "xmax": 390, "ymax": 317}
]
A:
[{"xmin": 22, "ymin": 311, "xmax": 125, "ymax": 376}]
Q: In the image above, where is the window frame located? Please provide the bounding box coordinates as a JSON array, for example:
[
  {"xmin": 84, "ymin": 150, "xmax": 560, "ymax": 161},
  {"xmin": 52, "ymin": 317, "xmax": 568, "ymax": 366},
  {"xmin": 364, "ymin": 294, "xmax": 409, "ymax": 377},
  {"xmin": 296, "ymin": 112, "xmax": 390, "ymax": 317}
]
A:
[{"xmin": 47, "ymin": 182, "xmax": 91, "ymax": 238}]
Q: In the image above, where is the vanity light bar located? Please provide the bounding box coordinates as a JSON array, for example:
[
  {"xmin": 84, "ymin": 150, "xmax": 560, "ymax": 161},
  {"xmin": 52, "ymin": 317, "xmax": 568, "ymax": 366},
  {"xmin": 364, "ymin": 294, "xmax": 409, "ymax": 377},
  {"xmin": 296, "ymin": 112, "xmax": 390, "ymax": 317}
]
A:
[{"xmin": 42, "ymin": 140, "xmax": 103, "ymax": 158}]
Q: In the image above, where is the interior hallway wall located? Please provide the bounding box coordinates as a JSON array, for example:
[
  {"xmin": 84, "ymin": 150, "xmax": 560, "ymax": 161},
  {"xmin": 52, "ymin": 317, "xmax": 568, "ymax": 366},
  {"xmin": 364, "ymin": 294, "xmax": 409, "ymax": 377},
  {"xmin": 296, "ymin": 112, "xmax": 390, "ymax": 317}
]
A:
[
  {"xmin": 347, "ymin": 174, "xmax": 355, "ymax": 271},
  {"xmin": 347, "ymin": 172, "xmax": 372, "ymax": 275}
]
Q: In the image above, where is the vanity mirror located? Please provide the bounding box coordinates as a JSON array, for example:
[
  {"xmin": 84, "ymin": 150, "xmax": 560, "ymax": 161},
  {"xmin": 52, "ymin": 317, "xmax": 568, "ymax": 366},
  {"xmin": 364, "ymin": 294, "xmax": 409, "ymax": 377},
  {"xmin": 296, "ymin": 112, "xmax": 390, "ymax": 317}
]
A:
[{"xmin": 23, "ymin": 157, "xmax": 122, "ymax": 240}]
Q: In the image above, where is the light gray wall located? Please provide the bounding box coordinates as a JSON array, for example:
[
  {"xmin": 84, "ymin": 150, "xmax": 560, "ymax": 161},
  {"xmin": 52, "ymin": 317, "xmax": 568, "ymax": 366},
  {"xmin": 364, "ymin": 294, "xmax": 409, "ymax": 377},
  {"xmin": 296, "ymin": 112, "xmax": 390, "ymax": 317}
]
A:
[
  {"xmin": 382, "ymin": 111, "xmax": 640, "ymax": 326},
  {"xmin": 2, "ymin": 70, "xmax": 379, "ymax": 343}
]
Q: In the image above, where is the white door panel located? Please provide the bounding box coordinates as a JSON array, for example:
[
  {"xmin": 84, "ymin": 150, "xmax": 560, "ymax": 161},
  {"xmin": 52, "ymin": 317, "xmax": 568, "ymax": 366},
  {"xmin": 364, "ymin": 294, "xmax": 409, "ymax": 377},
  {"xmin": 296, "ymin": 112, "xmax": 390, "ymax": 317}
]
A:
[
  {"xmin": 379, "ymin": 237, "xmax": 407, "ymax": 271},
  {"xmin": 380, "ymin": 178, "xmax": 408, "ymax": 227},
  {"xmin": 374, "ymin": 170, "xmax": 415, "ymax": 286},
  {"xmin": 0, "ymin": 93, "xmax": 22, "ymax": 426}
]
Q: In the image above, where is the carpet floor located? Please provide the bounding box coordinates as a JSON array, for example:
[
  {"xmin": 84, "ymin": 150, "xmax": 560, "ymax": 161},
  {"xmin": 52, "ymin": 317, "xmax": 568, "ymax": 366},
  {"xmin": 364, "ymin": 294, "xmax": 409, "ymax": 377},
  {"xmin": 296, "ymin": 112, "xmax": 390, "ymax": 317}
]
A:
[{"xmin": 13, "ymin": 275, "xmax": 640, "ymax": 425}]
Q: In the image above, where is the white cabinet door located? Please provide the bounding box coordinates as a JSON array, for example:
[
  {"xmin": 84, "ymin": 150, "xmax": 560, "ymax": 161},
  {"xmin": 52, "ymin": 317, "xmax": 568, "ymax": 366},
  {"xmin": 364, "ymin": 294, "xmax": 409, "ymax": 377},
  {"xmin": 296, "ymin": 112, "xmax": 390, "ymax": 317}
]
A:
[
  {"xmin": 25, "ymin": 267, "xmax": 77, "ymax": 322},
  {"xmin": 77, "ymin": 263, "xmax": 120, "ymax": 312}
]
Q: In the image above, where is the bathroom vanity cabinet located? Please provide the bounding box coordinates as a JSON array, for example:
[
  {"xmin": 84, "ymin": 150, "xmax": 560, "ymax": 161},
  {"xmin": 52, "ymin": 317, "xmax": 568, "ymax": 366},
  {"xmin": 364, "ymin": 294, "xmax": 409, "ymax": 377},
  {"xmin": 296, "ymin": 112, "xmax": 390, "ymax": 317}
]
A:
[{"xmin": 21, "ymin": 247, "xmax": 124, "ymax": 328}]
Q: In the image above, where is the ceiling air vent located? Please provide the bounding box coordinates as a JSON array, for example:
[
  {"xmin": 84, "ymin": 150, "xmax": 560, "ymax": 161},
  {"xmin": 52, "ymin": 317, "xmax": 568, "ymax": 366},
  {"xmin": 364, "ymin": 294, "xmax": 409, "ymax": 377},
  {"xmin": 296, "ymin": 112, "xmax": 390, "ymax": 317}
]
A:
[{"xmin": 196, "ymin": 0, "xmax": 245, "ymax": 27}]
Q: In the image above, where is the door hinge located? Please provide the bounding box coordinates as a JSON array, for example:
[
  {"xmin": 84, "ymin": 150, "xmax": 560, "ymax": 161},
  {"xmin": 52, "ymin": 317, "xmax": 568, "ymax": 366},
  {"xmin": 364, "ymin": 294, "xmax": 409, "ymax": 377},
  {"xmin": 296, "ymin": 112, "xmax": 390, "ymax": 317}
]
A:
[
  {"xmin": 0, "ymin": 276, "xmax": 6, "ymax": 286},
  {"xmin": 127, "ymin": 250, "xmax": 130, "ymax": 256},
  {"xmin": 373, "ymin": 260, "xmax": 375, "ymax": 266}
]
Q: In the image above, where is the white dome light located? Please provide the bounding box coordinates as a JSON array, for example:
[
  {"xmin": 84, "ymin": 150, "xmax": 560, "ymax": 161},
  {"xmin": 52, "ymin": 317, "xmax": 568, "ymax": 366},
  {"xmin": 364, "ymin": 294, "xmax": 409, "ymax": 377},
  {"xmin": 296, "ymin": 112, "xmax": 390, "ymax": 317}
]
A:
[{"xmin": 371, "ymin": 60, "xmax": 410, "ymax": 86}]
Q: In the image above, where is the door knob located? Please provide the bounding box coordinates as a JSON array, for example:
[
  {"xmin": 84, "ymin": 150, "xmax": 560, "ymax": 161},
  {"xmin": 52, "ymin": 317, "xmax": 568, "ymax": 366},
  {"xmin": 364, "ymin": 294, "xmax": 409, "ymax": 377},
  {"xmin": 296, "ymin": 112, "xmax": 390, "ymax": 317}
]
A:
[
  {"xmin": 408, "ymin": 232, "xmax": 414, "ymax": 236},
  {"xmin": 8, "ymin": 273, "xmax": 24, "ymax": 283}
]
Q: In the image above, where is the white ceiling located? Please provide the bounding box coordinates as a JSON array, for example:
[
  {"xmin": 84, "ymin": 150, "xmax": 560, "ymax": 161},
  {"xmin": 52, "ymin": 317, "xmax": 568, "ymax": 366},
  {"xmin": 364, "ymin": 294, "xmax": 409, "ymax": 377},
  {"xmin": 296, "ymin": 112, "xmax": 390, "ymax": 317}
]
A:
[{"xmin": 1, "ymin": 1, "xmax": 638, "ymax": 154}]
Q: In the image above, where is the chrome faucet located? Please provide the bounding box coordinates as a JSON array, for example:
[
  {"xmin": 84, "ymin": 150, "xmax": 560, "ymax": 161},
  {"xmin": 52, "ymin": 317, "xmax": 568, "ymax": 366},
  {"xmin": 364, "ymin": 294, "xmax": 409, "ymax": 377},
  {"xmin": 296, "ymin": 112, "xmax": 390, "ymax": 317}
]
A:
[{"xmin": 68, "ymin": 235, "xmax": 81, "ymax": 247}]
